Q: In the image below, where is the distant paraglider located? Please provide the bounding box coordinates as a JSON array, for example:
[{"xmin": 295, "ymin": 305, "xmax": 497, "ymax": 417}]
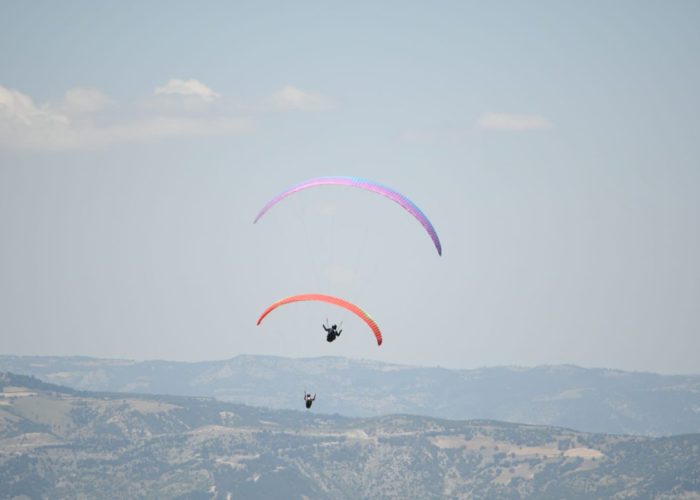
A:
[
  {"xmin": 304, "ymin": 391, "xmax": 316, "ymax": 409},
  {"xmin": 253, "ymin": 176, "xmax": 442, "ymax": 256},
  {"xmin": 256, "ymin": 293, "xmax": 382, "ymax": 346}
]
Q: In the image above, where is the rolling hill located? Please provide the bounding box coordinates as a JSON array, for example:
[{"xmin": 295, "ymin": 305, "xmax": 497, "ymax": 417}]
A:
[
  {"xmin": 1, "ymin": 371, "xmax": 700, "ymax": 499},
  {"xmin": 2, "ymin": 354, "xmax": 699, "ymax": 436}
]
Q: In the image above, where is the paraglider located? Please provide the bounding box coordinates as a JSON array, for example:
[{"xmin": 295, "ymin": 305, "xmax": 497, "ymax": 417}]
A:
[
  {"xmin": 253, "ymin": 176, "xmax": 442, "ymax": 410},
  {"xmin": 254, "ymin": 176, "xmax": 442, "ymax": 256},
  {"xmin": 304, "ymin": 391, "xmax": 316, "ymax": 409},
  {"xmin": 323, "ymin": 320, "xmax": 342, "ymax": 342},
  {"xmin": 256, "ymin": 293, "xmax": 382, "ymax": 346}
]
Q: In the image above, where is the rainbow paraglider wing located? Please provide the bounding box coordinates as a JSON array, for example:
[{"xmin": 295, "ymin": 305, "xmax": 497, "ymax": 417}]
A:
[
  {"xmin": 256, "ymin": 293, "xmax": 382, "ymax": 346},
  {"xmin": 253, "ymin": 176, "xmax": 442, "ymax": 256}
]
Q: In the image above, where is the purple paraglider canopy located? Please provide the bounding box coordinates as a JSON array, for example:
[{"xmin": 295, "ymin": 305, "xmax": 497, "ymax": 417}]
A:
[{"xmin": 254, "ymin": 176, "xmax": 442, "ymax": 255}]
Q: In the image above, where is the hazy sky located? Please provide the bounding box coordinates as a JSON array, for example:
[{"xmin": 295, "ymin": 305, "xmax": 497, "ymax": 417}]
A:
[{"xmin": 1, "ymin": 1, "xmax": 699, "ymax": 374}]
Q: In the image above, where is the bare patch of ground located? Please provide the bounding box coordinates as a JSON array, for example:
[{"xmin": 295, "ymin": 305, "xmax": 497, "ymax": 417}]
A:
[{"xmin": 564, "ymin": 447, "xmax": 604, "ymax": 459}]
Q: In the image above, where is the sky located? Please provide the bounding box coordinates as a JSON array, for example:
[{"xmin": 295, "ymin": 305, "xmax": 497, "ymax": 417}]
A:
[{"xmin": 1, "ymin": 1, "xmax": 699, "ymax": 374}]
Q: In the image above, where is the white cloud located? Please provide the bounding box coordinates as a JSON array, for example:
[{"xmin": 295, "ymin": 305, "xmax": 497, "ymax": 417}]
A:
[
  {"xmin": 59, "ymin": 87, "xmax": 112, "ymax": 114},
  {"xmin": 154, "ymin": 78, "xmax": 220, "ymax": 102},
  {"xmin": 1, "ymin": 80, "xmax": 337, "ymax": 152},
  {"xmin": 269, "ymin": 85, "xmax": 335, "ymax": 111},
  {"xmin": 0, "ymin": 85, "xmax": 68, "ymax": 127},
  {"xmin": 477, "ymin": 112, "xmax": 552, "ymax": 131},
  {"xmin": 150, "ymin": 79, "xmax": 221, "ymax": 112},
  {"xmin": 0, "ymin": 84, "xmax": 249, "ymax": 152}
]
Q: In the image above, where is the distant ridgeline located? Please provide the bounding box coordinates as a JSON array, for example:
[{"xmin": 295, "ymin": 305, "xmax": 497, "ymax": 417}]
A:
[
  {"xmin": 1, "ymin": 354, "xmax": 699, "ymax": 436},
  {"xmin": 1, "ymin": 370, "xmax": 700, "ymax": 499},
  {"xmin": 0, "ymin": 371, "xmax": 79, "ymax": 395}
]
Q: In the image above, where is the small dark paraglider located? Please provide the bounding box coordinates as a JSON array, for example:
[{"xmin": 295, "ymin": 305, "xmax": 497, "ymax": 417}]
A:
[
  {"xmin": 304, "ymin": 391, "xmax": 316, "ymax": 409},
  {"xmin": 323, "ymin": 320, "xmax": 342, "ymax": 342}
]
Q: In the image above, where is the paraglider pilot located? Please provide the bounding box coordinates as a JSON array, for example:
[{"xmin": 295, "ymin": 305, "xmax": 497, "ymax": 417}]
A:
[
  {"xmin": 304, "ymin": 391, "xmax": 316, "ymax": 409},
  {"xmin": 323, "ymin": 320, "xmax": 342, "ymax": 342}
]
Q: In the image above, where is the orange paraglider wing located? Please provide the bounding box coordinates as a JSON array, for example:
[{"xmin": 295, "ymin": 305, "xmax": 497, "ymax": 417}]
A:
[{"xmin": 257, "ymin": 293, "xmax": 382, "ymax": 346}]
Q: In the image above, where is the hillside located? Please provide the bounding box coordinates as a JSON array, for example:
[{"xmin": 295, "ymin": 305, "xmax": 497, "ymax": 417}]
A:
[
  {"xmin": 1, "ymin": 371, "xmax": 700, "ymax": 499},
  {"xmin": 2, "ymin": 354, "xmax": 700, "ymax": 436}
]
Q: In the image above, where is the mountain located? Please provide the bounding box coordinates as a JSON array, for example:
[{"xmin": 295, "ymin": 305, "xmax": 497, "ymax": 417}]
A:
[
  {"xmin": 1, "ymin": 371, "xmax": 699, "ymax": 499},
  {"xmin": 1, "ymin": 355, "xmax": 700, "ymax": 437}
]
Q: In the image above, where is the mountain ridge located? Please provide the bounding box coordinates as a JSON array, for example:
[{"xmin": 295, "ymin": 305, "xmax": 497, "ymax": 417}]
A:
[
  {"xmin": 2, "ymin": 370, "xmax": 699, "ymax": 499},
  {"xmin": 2, "ymin": 354, "xmax": 699, "ymax": 437}
]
